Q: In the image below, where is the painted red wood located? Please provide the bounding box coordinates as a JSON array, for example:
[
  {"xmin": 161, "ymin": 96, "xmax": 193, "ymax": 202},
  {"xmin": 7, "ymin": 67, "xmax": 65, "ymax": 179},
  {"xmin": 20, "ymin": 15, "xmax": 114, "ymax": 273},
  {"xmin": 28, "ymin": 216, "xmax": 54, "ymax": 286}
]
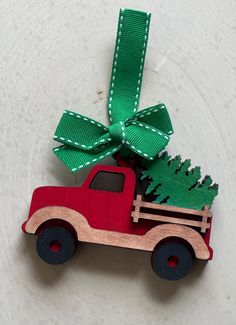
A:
[{"xmin": 23, "ymin": 165, "xmax": 156, "ymax": 235}]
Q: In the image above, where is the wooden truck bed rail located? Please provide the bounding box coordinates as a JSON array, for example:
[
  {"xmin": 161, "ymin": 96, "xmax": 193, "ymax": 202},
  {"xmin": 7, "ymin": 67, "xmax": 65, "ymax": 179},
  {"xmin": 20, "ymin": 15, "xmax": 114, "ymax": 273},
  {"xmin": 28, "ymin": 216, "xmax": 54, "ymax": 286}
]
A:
[{"xmin": 131, "ymin": 195, "xmax": 212, "ymax": 233}]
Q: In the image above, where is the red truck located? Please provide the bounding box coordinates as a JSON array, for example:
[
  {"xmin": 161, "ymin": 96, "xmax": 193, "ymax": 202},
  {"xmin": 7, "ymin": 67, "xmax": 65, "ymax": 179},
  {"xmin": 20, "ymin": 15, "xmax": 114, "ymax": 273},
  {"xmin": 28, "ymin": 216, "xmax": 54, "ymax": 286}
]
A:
[{"xmin": 22, "ymin": 164, "xmax": 213, "ymax": 281}]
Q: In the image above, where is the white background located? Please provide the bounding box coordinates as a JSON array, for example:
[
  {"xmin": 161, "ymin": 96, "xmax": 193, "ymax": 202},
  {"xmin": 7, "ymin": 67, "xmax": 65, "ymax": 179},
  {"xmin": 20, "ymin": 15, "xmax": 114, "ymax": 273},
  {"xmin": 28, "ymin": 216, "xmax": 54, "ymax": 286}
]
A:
[{"xmin": 0, "ymin": 0, "xmax": 236, "ymax": 324}]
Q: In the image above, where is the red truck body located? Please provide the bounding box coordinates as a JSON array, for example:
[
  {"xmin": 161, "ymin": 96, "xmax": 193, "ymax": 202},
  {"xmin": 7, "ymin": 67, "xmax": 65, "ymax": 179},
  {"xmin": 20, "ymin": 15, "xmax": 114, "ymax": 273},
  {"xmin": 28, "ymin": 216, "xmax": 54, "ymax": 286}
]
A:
[
  {"xmin": 23, "ymin": 165, "xmax": 157, "ymax": 236},
  {"xmin": 22, "ymin": 164, "xmax": 213, "ymax": 280}
]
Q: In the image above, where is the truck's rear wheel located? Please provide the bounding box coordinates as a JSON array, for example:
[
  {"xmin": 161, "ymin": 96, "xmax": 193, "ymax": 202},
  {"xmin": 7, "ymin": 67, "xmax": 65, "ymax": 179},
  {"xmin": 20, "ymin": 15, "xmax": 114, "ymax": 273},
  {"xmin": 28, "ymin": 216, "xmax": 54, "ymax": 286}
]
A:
[
  {"xmin": 36, "ymin": 226, "xmax": 76, "ymax": 265},
  {"xmin": 151, "ymin": 242, "xmax": 193, "ymax": 281}
]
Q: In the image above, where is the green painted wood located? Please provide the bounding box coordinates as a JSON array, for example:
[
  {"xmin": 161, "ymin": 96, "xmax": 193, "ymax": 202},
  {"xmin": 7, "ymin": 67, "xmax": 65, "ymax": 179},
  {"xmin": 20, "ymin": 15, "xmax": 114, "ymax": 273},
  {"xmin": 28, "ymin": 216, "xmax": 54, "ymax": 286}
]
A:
[{"xmin": 141, "ymin": 152, "xmax": 218, "ymax": 210}]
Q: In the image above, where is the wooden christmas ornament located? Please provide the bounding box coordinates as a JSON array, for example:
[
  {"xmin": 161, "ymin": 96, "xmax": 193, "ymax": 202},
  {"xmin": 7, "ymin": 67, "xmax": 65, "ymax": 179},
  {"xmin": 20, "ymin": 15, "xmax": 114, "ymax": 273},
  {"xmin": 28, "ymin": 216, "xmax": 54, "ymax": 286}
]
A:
[
  {"xmin": 23, "ymin": 165, "xmax": 214, "ymax": 281},
  {"xmin": 22, "ymin": 8, "xmax": 218, "ymax": 281}
]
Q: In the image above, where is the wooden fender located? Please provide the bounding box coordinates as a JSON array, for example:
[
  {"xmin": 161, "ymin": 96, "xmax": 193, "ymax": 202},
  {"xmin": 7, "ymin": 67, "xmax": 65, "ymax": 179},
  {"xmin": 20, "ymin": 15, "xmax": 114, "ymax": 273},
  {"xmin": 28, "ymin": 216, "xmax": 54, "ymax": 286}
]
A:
[{"xmin": 25, "ymin": 206, "xmax": 210, "ymax": 260}]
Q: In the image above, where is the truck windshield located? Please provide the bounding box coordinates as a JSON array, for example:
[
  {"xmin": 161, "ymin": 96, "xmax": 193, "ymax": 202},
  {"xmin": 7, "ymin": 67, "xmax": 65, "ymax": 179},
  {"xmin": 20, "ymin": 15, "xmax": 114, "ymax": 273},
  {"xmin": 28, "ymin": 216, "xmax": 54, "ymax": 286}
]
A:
[{"xmin": 89, "ymin": 171, "xmax": 125, "ymax": 193}]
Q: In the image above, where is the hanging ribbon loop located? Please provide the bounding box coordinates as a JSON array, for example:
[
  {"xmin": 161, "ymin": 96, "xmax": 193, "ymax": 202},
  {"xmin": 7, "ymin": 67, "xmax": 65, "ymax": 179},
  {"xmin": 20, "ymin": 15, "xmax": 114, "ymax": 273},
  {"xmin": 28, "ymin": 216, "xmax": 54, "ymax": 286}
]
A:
[{"xmin": 53, "ymin": 9, "xmax": 173, "ymax": 172}]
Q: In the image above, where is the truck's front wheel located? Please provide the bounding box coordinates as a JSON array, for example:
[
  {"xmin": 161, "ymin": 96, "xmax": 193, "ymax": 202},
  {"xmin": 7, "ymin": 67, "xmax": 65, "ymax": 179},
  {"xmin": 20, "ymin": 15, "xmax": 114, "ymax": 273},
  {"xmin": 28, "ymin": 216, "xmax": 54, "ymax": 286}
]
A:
[
  {"xmin": 36, "ymin": 226, "xmax": 76, "ymax": 265},
  {"xmin": 151, "ymin": 242, "xmax": 193, "ymax": 281}
]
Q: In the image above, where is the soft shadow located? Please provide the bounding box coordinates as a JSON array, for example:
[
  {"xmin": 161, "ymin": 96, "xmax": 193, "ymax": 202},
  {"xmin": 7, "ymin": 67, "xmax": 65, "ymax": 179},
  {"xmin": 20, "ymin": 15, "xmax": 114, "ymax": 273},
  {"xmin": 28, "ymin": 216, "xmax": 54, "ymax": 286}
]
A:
[
  {"xmin": 70, "ymin": 242, "xmax": 150, "ymax": 279},
  {"xmin": 70, "ymin": 242, "xmax": 208, "ymax": 301},
  {"xmin": 22, "ymin": 234, "xmax": 67, "ymax": 285},
  {"xmin": 22, "ymin": 232, "xmax": 208, "ymax": 296},
  {"xmin": 48, "ymin": 154, "xmax": 116, "ymax": 186},
  {"xmin": 145, "ymin": 259, "xmax": 207, "ymax": 302},
  {"xmin": 48, "ymin": 154, "xmax": 88, "ymax": 186}
]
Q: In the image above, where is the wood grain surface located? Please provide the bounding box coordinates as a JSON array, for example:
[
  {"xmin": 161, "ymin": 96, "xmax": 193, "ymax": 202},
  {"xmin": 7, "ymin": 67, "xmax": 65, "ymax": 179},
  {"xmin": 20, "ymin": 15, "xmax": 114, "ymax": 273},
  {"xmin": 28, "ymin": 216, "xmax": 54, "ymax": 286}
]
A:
[
  {"xmin": 25, "ymin": 206, "xmax": 210, "ymax": 259},
  {"xmin": 132, "ymin": 194, "xmax": 211, "ymax": 232},
  {"xmin": 0, "ymin": 1, "xmax": 235, "ymax": 324}
]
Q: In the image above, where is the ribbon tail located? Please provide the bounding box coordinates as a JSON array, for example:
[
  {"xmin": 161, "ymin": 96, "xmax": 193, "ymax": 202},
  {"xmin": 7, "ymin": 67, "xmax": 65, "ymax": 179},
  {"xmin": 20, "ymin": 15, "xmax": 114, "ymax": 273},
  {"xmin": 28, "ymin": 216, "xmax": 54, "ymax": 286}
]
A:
[{"xmin": 53, "ymin": 144, "xmax": 121, "ymax": 173}]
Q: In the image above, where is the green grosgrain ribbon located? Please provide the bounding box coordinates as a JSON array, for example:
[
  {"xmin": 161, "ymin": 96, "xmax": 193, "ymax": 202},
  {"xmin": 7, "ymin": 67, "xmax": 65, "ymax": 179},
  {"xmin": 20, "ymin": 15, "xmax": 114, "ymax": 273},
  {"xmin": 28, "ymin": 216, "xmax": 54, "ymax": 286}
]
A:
[{"xmin": 53, "ymin": 8, "xmax": 173, "ymax": 173}]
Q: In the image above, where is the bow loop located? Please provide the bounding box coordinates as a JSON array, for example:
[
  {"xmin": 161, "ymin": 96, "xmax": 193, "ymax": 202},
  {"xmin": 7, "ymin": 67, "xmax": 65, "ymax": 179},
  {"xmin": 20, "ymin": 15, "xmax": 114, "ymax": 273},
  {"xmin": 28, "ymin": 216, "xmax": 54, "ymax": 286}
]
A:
[
  {"xmin": 53, "ymin": 103, "xmax": 173, "ymax": 172},
  {"xmin": 129, "ymin": 104, "xmax": 173, "ymax": 136}
]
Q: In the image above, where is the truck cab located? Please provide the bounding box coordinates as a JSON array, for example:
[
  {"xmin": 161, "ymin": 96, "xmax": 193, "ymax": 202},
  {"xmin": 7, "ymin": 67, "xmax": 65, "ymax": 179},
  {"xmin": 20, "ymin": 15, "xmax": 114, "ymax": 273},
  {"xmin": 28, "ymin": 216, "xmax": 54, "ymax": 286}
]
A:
[{"xmin": 23, "ymin": 165, "xmax": 155, "ymax": 235}]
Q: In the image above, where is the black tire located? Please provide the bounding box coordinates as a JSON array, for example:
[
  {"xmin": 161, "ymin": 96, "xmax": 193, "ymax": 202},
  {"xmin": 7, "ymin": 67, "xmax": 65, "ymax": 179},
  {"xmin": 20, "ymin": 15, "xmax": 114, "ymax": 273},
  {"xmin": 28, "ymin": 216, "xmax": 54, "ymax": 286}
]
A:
[
  {"xmin": 151, "ymin": 242, "xmax": 193, "ymax": 281},
  {"xmin": 36, "ymin": 226, "xmax": 76, "ymax": 265}
]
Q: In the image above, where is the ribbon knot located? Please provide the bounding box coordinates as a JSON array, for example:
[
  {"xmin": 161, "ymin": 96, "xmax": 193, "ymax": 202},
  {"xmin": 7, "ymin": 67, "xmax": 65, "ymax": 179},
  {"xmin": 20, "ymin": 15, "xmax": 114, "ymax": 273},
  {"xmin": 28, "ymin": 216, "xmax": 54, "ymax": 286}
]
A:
[{"xmin": 108, "ymin": 122, "xmax": 125, "ymax": 144}]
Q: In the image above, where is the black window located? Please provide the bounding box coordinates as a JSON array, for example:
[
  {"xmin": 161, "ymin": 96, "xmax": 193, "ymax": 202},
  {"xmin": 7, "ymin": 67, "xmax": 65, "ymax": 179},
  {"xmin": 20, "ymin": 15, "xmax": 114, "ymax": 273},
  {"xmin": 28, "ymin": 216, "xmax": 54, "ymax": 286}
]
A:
[{"xmin": 89, "ymin": 171, "xmax": 125, "ymax": 193}]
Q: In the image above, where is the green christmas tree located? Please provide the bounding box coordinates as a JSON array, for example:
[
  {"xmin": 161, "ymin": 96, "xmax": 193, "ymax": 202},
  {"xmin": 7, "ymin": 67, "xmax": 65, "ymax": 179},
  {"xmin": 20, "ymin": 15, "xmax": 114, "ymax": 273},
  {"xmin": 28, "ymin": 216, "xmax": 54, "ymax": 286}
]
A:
[{"xmin": 140, "ymin": 152, "xmax": 218, "ymax": 210}]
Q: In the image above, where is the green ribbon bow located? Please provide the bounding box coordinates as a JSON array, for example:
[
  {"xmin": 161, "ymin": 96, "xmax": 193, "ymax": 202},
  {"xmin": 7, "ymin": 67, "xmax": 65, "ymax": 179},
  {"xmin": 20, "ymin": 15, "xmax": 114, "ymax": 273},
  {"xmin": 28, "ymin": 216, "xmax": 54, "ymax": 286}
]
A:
[{"xmin": 53, "ymin": 9, "xmax": 173, "ymax": 173}]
